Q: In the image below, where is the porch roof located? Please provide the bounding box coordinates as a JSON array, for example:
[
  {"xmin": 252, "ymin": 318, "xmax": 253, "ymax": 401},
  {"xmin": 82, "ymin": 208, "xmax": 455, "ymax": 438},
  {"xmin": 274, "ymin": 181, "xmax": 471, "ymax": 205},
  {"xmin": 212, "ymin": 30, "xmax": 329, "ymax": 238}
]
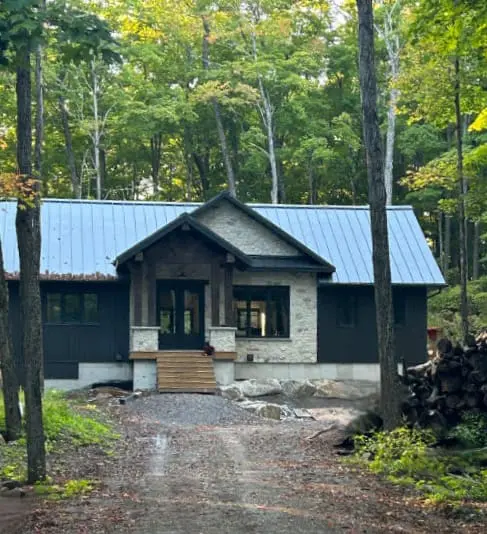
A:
[
  {"xmin": 114, "ymin": 213, "xmax": 253, "ymax": 268},
  {"xmin": 0, "ymin": 194, "xmax": 446, "ymax": 286}
]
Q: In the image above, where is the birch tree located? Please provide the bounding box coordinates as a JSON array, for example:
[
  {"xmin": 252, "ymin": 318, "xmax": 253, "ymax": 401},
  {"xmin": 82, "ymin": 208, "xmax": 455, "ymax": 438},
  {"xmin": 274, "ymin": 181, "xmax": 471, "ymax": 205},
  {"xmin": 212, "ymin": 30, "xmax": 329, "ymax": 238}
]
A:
[{"xmin": 375, "ymin": 0, "xmax": 403, "ymax": 205}]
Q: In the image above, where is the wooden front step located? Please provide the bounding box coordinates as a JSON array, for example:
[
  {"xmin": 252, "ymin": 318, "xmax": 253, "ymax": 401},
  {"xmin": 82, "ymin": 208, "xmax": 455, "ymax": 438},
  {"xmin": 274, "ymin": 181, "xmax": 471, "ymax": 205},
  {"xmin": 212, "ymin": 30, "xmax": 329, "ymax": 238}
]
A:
[{"xmin": 156, "ymin": 352, "xmax": 217, "ymax": 393}]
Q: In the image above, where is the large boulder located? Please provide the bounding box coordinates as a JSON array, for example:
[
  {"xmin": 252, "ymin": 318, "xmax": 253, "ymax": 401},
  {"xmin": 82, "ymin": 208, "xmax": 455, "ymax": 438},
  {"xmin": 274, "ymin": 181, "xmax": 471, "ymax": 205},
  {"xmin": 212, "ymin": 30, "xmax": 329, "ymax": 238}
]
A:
[
  {"xmin": 239, "ymin": 379, "xmax": 282, "ymax": 397},
  {"xmin": 312, "ymin": 379, "xmax": 377, "ymax": 400},
  {"xmin": 218, "ymin": 384, "xmax": 244, "ymax": 401},
  {"xmin": 239, "ymin": 400, "xmax": 281, "ymax": 420},
  {"xmin": 280, "ymin": 379, "xmax": 317, "ymax": 398}
]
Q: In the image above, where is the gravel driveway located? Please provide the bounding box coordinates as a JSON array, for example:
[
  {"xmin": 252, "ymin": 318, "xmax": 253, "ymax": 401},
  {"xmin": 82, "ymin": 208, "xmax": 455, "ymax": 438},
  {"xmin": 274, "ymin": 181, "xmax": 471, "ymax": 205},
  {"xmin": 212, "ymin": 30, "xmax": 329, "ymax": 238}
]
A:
[{"xmin": 24, "ymin": 394, "xmax": 486, "ymax": 534}]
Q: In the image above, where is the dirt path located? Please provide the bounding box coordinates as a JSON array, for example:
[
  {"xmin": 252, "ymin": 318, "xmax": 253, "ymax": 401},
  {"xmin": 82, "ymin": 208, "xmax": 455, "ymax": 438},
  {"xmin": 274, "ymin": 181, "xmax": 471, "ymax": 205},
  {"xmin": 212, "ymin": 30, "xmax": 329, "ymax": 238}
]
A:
[{"xmin": 22, "ymin": 395, "xmax": 485, "ymax": 533}]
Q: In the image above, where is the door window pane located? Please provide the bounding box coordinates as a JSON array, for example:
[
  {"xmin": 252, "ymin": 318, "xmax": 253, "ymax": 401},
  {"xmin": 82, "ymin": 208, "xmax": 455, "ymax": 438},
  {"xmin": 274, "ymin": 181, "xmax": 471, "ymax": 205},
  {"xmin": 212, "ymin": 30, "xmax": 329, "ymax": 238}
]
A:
[
  {"xmin": 47, "ymin": 293, "xmax": 62, "ymax": 323},
  {"xmin": 159, "ymin": 289, "xmax": 176, "ymax": 334},
  {"xmin": 83, "ymin": 293, "xmax": 99, "ymax": 323},
  {"xmin": 64, "ymin": 294, "xmax": 82, "ymax": 322},
  {"xmin": 184, "ymin": 290, "xmax": 200, "ymax": 335}
]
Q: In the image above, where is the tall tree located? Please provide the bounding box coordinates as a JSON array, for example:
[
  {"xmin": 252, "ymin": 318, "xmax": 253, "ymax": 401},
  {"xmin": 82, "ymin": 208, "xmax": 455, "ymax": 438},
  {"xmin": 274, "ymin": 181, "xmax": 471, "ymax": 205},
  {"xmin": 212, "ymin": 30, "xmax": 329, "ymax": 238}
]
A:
[
  {"xmin": 16, "ymin": 40, "xmax": 47, "ymax": 483},
  {"xmin": 356, "ymin": 0, "xmax": 401, "ymax": 429}
]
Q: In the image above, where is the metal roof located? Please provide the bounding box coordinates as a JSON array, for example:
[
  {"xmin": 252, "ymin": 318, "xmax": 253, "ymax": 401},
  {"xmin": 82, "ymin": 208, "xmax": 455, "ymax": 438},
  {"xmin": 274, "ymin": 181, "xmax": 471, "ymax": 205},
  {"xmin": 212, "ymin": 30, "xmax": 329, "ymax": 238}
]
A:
[{"xmin": 0, "ymin": 198, "xmax": 445, "ymax": 285}]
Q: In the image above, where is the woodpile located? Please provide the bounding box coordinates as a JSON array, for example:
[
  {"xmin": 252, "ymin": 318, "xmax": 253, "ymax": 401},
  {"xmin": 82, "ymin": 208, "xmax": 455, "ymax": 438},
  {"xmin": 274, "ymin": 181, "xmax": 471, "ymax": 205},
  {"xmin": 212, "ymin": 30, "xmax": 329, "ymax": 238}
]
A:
[{"xmin": 403, "ymin": 332, "xmax": 487, "ymax": 429}]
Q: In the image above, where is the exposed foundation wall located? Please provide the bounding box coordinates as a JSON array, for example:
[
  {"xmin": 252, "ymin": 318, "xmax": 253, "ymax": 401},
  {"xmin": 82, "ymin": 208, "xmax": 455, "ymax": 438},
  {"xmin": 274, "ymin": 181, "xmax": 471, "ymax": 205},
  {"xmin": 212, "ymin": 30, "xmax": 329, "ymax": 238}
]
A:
[
  {"xmin": 196, "ymin": 200, "xmax": 299, "ymax": 256},
  {"xmin": 233, "ymin": 271, "xmax": 317, "ymax": 363},
  {"xmin": 44, "ymin": 362, "xmax": 132, "ymax": 391},
  {"xmin": 234, "ymin": 362, "xmax": 381, "ymax": 382}
]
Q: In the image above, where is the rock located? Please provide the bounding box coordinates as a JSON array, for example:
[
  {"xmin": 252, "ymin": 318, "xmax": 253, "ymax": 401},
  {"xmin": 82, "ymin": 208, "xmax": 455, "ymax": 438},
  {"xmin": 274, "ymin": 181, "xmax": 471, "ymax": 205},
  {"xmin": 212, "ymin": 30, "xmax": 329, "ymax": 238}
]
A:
[
  {"xmin": 0, "ymin": 486, "xmax": 25, "ymax": 498},
  {"xmin": 255, "ymin": 403, "xmax": 281, "ymax": 420},
  {"xmin": 293, "ymin": 408, "xmax": 315, "ymax": 420},
  {"xmin": 279, "ymin": 404, "xmax": 296, "ymax": 419},
  {"xmin": 239, "ymin": 400, "xmax": 281, "ymax": 420},
  {"xmin": 1, "ymin": 480, "xmax": 22, "ymax": 490},
  {"xmin": 218, "ymin": 384, "xmax": 244, "ymax": 401},
  {"xmin": 239, "ymin": 379, "xmax": 282, "ymax": 397},
  {"xmin": 312, "ymin": 379, "xmax": 376, "ymax": 400},
  {"xmin": 280, "ymin": 380, "xmax": 317, "ymax": 398}
]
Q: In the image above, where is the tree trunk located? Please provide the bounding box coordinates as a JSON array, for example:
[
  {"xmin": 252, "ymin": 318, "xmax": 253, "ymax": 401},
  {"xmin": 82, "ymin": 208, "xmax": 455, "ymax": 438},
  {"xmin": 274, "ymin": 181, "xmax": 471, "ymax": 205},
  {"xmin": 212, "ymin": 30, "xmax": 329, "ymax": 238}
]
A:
[
  {"xmin": 193, "ymin": 152, "xmax": 210, "ymax": 198},
  {"xmin": 91, "ymin": 59, "xmax": 102, "ymax": 200},
  {"xmin": 356, "ymin": 0, "xmax": 401, "ymax": 430},
  {"xmin": 438, "ymin": 211, "xmax": 444, "ymax": 271},
  {"xmin": 454, "ymin": 56, "xmax": 469, "ymax": 342},
  {"xmin": 259, "ymin": 81, "xmax": 279, "ymax": 204},
  {"xmin": 59, "ymin": 94, "xmax": 80, "ymax": 198},
  {"xmin": 473, "ymin": 221, "xmax": 480, "ymax": 280},
  {"xmin": 0, "ymin": 240, "xmax": 21, "ymax": 442},
  {"xmin": 308, "ymin": 154, "xmax": 317, "ymax": 204},
  {"xmin": 34, "ymin": 44, "xmax": 44, "ymax": 182},
  {"xmin": 445, "ymin": 214, "xmax": 451, "ymax": 273},
  {"xmin": 150, "ymin": 133, "xmax": 162, "ymax": 192},
  {"xmin": 377, "ymin": 1, "xmax": 401, "ymax": 205},
  {"xmin": 202, "ymin": 17, "xmax": 236, "ymax": 197},
  {"xmin": 15, "ymin": 49, "xmax": 46, "ymax": 483},
  {"xmin": 384, "ymin": 83, "xmax": 398, "ymax": 204}
]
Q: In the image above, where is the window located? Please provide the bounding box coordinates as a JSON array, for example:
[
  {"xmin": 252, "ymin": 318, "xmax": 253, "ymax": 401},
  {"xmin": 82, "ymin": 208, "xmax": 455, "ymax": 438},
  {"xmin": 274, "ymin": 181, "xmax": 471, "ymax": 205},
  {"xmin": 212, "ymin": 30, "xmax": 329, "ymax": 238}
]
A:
[
  {"xmin": 46, "ymin": 292, "xmax": 99, "ymax": 324},
  {"xmin": 233, "ymin": 286, "xmax": 290, "ymax": 338},
  {"xmin": 337, "ymin": 294, "xmax": 356, "ymax": 327}
]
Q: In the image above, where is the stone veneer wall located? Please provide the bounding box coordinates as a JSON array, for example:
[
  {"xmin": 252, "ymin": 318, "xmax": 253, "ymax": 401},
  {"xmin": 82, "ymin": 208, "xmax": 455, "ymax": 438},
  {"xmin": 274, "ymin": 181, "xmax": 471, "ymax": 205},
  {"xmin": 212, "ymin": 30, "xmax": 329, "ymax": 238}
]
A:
[
  {"xmin": 233, "ymin": 271, "xmax": 317, "ymax": 363},
  {"xmin": 196, "ymin": 200, "xmax": 300, "ymax": 256}
]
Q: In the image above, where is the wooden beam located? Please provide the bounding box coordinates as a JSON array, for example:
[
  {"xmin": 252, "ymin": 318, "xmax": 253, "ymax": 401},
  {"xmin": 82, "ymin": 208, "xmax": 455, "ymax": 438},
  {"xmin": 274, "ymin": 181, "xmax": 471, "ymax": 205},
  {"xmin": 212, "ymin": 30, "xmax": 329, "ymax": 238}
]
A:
[
  {"xmin": 224, "ymin": 263, "xmax": 234, "ymax": 326},
  {"xmin": 130, "ymin": 262, "xmax": 143, "ymax": 326},
  {"xmin": 211, "ymin": 260, "xmax": 221, "ymax": 326},
  {"xmin": 147, "ymin": 260, "xmax": 157, "ymax": 326}
]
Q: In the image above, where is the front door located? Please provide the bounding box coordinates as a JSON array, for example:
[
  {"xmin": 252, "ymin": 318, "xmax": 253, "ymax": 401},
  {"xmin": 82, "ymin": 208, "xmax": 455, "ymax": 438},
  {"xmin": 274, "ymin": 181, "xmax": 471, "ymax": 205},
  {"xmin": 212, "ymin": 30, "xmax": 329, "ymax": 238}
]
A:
[{"xmin": 157, "ymin": 281, "xmax": 205, "ymax": 350}]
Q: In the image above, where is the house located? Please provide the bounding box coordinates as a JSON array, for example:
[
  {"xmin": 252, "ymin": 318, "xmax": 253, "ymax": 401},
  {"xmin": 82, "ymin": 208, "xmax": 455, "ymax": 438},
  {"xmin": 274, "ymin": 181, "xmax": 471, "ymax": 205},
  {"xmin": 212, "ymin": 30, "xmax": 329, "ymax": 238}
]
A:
[{"xmin": 1, "ymin": 192, "xmax": 445, "ymax": 391}]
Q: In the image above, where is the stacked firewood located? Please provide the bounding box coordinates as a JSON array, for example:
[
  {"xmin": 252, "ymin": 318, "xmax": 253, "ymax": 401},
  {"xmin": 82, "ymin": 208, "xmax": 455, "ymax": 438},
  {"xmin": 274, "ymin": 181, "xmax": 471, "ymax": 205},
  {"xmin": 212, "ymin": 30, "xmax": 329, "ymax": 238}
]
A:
[{"xmin": 403, "ymin": 332, "xmax": 487, "ymax": 429}]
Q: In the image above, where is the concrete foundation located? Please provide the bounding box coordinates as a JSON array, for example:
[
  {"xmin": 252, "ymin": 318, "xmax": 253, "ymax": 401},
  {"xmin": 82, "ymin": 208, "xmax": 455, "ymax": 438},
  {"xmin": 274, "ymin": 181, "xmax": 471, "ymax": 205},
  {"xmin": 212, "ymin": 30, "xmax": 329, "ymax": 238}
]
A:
[
  {"xmin": 234, "ymin": 362, "xmax": 382, "ymax": 382},
  {"xmin": 44, "ymin": 362, "xmax": 132, "ymax": 391},
  {"xmin": 213, "ymin": 360, "xmax": 236, "ymax": 386},
  {"xmin": 133, "ymin": 360, "xmax": 157, "ymax": 390}
]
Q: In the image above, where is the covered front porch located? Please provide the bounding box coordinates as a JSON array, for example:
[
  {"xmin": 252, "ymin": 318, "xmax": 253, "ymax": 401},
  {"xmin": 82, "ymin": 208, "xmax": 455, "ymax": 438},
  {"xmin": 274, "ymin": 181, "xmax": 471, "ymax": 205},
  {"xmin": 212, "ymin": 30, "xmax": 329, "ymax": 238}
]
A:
[{"xmin": 116, "ymin": 214, "xmax": 242, "ymax": 391}]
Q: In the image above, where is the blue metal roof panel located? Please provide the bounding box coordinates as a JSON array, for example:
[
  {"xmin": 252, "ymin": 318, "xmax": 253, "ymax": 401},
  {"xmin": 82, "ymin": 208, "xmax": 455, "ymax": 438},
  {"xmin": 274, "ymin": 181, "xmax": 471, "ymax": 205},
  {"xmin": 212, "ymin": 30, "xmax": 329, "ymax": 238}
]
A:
[{"xmin": 0, "ymin": 199, "xmax": 444, "ymax": 285}]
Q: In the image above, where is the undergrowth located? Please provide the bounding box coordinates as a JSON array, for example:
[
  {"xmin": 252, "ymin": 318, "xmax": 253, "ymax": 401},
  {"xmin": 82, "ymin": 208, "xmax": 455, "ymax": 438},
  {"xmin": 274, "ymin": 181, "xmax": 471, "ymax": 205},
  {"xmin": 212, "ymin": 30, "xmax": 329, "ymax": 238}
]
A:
[
  {"xmin": 0, "ymin": 390, "xmax": 118, "ymax": 483},
  {"xmin": 352, "ymin": 415, "xmax": 487, "ymax": 505}
]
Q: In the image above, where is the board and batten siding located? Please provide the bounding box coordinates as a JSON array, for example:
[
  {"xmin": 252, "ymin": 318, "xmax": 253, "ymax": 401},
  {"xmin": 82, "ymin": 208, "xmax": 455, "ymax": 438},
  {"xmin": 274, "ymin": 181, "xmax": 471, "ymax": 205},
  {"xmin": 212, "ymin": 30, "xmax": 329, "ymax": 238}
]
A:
[
  {"xmin": 317, "ymin": 285, "xmax": 427, "ymax": 366},
  {"xmin": 9, "ymin": 281, "xmax": 130, "ymax": 381},
  {"xmin": 233, "ymin": 271, "xmax": 317, "ymax": 363}
]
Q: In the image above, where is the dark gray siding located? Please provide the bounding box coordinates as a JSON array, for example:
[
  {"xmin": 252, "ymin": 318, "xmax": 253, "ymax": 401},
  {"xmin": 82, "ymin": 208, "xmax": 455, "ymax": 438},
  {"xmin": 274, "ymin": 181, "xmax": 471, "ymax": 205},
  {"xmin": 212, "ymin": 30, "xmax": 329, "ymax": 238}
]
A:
[
  {"xmin": 317, "ymin": 285, "xmax": 427, "ymax": 366},
  {"xmin": 9, "ymin": 281, "xmax": 129, "ymax": 381}
]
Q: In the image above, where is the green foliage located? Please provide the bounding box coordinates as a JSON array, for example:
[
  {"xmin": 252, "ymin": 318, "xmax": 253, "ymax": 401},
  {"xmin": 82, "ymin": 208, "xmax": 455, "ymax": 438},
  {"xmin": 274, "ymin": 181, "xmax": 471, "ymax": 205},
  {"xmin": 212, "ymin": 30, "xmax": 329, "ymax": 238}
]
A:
[
  {"xmin": 428, "ymin": 277, "xmax": 487, "ymax": 340},
  {"xmin": 42, "ymin": 390, "xmax": 118, "ymax": 446},
  {"xmin": 0, "ymin": 390, "xmax": 117, "ymax": 482},
  {"xmin": 449, "ymin": 413, "xmax": 487, "ymax": 449},
  {"xmin": 353, "ymin": 426, "xmax": 487, "ymax": 504},
  {"xmin": 34, "ymin": 478, "xmax": 95, "ymax": 500}
]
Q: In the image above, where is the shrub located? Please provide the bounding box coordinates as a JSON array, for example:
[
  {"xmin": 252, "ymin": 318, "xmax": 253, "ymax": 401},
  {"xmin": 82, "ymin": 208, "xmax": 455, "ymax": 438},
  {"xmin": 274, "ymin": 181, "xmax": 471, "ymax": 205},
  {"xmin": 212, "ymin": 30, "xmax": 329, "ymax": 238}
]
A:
[
  {"xmin": 353, "ymin": 426, "xmax": 487, "ymax": 504},
  {"xmin": 449, "ymin": 413, "xmax": 487, "ymax": 449}
]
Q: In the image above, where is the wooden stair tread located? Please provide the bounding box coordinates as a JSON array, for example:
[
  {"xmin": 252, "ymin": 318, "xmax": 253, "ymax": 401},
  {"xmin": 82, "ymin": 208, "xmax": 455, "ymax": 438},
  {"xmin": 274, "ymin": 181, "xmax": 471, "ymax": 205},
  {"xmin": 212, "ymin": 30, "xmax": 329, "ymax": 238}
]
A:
[{"xmin": 156, "ymin": 351, "xmax": 217, "ymax": 394}]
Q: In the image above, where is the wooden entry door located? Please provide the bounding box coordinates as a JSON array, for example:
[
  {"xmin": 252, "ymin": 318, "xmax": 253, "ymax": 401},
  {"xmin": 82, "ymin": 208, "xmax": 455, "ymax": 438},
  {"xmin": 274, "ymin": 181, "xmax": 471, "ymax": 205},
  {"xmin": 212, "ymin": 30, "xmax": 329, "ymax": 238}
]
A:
[{"xmin": 157, "ymin": 281, "xmax": 205, "ymax": 350}]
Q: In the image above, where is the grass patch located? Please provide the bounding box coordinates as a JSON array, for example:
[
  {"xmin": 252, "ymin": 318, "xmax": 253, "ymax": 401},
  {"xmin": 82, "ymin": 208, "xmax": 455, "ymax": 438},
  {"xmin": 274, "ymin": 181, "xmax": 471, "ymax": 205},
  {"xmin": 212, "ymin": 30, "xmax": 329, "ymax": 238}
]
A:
[
  {"xmin": 0, "ymin": 390, "xmax": 118, "ymax": 482},
  {"xmin": 351, "ymin": 422, "xmax": 487, "ymax": 505},
  {"xmin": 34, "ymin": 478, "xmax": 95, "ymax": 500}
]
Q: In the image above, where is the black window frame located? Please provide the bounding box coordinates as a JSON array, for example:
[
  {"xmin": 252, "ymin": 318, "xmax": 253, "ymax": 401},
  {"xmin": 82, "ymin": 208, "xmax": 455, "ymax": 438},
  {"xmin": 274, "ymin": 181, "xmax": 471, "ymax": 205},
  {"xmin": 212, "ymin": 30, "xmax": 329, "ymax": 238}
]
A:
[
  {"xmin": 45, "ymin": 291, "xmax": 100, "ymax": 325},
  {"xmin": 233, "ymin": 285, "xmax": 290, "ymax": 339},
  {"xmin": 337, "ymin": 293, "xmax": 356, "ymax": 328}
]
